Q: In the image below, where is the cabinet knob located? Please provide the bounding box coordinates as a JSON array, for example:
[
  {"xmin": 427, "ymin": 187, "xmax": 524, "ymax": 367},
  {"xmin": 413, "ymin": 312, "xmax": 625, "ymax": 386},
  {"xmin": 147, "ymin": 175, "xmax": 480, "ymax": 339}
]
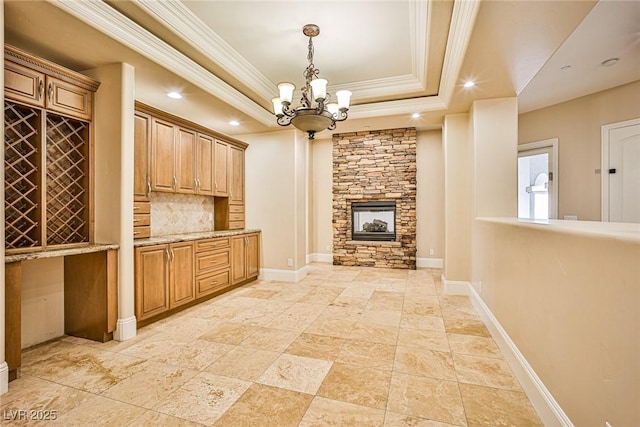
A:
[
  {"xmin": 47, "ymin": 83, "xmax": 53, "ymax": 102},
  {"xmin": 38, "ymin": 80, "xmax": 44, "ymax": 100}
]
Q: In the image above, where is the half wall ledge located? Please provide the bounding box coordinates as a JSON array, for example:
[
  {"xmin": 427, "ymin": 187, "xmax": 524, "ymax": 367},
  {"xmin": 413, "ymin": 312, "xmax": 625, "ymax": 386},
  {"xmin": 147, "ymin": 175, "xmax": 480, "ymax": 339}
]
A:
[{"xmin": 346, "ymin": 240, "xmax": 402, "ymax": 247}]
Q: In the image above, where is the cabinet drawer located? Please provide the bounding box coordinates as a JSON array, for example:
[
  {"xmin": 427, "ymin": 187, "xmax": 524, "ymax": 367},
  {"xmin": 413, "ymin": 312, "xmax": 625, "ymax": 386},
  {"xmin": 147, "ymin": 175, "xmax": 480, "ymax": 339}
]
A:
[
  {"xmin": 229, "ymin": 213, "xmax": 244, "ymax": 222},
  {"xmin": 5, "ymin": 61, "xmax": 46, "ymax": 107},
  {"xmin": 46, "ymin": 76, "xmax": 93, "ymax": 120},
  {"xmin": 195, "ymin": 237, "xmax": 230, "ymax": 253},
  {"xmin": 133, "ymin": 214, "xmax": 150, "ymax": 227},
  {"xmin": 133, "ymin": 201, "xmax": 151, "ymax": 214},
  {"xmin": 196, "ymin": 270, "xmax": 230, "ymax": 297},
  {"xmin": 229, "ymin": 221, "xmax": 245, "ymax": 230},
  {"xmin": 229, "ymin": 204, "xmax": 244, "ymax": 214},
  {"xmin": 133, "ymin": 226, "xmax": 151, "ymax": 239},
  {"xmin": 196, "ymin": 249, "xmax": 230, "ymax": 274}
]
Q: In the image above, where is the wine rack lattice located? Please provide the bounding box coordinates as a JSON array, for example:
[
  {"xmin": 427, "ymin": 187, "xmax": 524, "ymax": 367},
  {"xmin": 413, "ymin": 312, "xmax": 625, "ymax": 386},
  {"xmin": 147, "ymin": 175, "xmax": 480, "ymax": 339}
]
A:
[
  {"xmin": 4, "ymin": 101, "xmax": 41, "ymax": 249},
  {"xmin": 46, "ymin": 114, "xmax": 89, "ymax": 245}
]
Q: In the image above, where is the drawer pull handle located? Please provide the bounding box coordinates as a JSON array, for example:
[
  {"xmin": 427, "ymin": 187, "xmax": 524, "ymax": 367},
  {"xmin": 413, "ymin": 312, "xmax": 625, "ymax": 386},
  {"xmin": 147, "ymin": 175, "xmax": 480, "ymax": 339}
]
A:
[
  {"xmin": 133, "ymin": 231, "xmax": 140, "ymax": 235},
  {"xmin": 133, "ymin": 219, "xmax": 141, "ymax": 223},
  {"xmin": 133, "ymin": 206, "xmax": 140, "ymax": 210},
  {"xmin": 210, "ymin": 281, "xmax": 218, "ymax": 285}
]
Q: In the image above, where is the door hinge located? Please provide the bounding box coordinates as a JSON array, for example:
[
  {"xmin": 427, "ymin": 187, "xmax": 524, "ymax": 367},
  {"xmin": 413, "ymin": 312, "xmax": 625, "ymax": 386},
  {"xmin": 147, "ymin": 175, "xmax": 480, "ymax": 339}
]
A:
[
  {"xmin": 609, "ymin": 168, "xmax": 617, "ymax": 174},
  {"xmin": 548, "ymin": 172, "xmax": 553, "ymax": 181}
]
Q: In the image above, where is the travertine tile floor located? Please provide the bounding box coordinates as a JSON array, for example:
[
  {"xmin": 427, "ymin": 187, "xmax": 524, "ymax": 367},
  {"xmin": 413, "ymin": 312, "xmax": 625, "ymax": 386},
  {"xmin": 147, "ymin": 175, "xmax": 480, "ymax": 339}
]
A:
[{"xmin": 0, "ymin": 263, "xmax": 543, "ymax": 426}]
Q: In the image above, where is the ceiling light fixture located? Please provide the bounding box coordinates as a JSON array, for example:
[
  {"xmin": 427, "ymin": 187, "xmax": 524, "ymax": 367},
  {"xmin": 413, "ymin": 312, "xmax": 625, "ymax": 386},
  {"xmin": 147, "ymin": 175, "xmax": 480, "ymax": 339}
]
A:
[
  {"xmin": 412, "ymin": 113, "xmax": 420, "ymax": 119},
  {"xmin": 166, "ymin": 91, "xmax": 182, "ymax": 99},
  {"xmin": 229, "ymin": 120, "xmax": 240, "ymax": 126},
  {"xmin": 601, "ymin": 58, "xmax": 619, "ymax": 67},
  {"xmin": 463, "ymin": 81, "xmax": 475, "ymax": 88},
  {"xmin": 560, "ymin": 65, "xmax": 572, "ymax": 71},
  {"xmin": 272, "ymin": 24, "xmax": 351, "ymax": 140}
]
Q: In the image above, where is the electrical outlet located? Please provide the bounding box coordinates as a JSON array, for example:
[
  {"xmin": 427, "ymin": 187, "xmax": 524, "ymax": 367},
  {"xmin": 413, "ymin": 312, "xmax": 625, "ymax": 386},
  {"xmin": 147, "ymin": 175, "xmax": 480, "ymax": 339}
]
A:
[
  {"xmin": 287, "ymin": 258, "xmax": 293, "ymax": 267},
  {"xmin": 564, "ymin": 215, "xmax": 578, "ymax": 221},
  {"xmin": 429, "ymin": 248, "xmax": 434, "ymax": 256}
]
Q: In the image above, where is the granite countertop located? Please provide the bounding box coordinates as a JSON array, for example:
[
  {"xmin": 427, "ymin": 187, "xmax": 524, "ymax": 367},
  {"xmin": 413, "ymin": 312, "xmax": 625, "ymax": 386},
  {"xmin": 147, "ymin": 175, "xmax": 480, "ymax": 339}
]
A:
[
  {"xmin": 5, "ymin": 243, "xmax": 120, "ymax": 263},
  {"xmin": 133, "ymin": 229, "xmax": 261, "ymax": 247}
]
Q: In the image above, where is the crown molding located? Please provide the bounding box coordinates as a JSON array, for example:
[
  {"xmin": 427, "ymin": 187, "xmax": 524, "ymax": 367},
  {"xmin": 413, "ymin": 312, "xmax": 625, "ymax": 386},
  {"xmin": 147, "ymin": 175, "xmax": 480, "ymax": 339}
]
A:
[
  {"xmin": 438, "ymin": 0, "xmax": 482, "ymax": 105},
  {"xmin": 49, "ymin": 0, "xmax": 276, "ymax": 126},
  {"xmin": 49, "ymin": 0, "xmax": 478, "ymax": 125},
  {"xmin": 136, "ymin": 0, "xmax": 276, "ymax": 102},
  {"xmin": 131, "ymin": 0, "xmax": 430, "ymax": 103}
]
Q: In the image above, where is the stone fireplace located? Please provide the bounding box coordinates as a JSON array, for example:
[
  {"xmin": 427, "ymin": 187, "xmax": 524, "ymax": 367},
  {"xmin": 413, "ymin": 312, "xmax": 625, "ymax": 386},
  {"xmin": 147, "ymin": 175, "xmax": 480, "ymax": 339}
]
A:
[{"xmin": 333, "ymin": 128, "xmax": 416, "ymax": 269}]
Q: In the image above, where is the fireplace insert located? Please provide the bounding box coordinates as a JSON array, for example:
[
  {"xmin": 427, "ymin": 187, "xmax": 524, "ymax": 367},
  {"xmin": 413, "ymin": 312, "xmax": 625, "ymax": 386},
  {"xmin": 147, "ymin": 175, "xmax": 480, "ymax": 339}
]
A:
[{"xmin": 351, "ymin": 201, "xmax": 396, "ymax": 241}]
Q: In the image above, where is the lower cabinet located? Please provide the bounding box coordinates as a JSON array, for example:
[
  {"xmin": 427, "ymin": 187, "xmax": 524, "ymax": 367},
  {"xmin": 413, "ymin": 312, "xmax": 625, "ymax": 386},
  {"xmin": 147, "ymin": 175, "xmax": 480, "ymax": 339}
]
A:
[
  {"xmin": 134, "ymin": 241, "xmax": 194, "ymax": 322},
  {"xmin": 135, "ymin": 232, "xmax": 259, "ymax": 325},
  {"xmin": 231, "ymin": 232, "xmax": 260, "ymax": 285}
]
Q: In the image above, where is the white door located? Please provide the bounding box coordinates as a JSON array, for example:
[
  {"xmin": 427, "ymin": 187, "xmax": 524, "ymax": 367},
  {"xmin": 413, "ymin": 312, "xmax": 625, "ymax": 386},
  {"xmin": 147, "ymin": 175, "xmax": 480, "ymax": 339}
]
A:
[
  {"xmin": 602, "ymin": 119, "xmax": 640, "ymax": 223},
  {"xmin": 518, "ymin": 139, "xmax": 558, "ymax": 220}
]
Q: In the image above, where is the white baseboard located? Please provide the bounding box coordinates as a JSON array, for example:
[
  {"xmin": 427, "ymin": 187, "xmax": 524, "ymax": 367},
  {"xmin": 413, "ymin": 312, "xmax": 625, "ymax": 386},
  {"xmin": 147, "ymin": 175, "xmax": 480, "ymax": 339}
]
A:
[
  {"xmin": 468, "ymin": 285, "xmax": 573, "ymax": 427},
  {"xmin": 0, "ymin": 362, "xmax": 8, "ymax": 395},
  {"xmin": 441, "ymin": 274, "xmax": 470, "ymax": 295},
  {"xmin": 260, "ymin": 266, "xmax": 308, "ymax": 282},
  {"xmin": 307, "ymin": 253, "xmax": 333, "ymax": 263},
  {"xmin": 114, "ymin": 316, "xmax": 137, "ymax": 341},
  {"xmin": 416, "ymin": 257, "xmax": 443, "ymax": 268}
]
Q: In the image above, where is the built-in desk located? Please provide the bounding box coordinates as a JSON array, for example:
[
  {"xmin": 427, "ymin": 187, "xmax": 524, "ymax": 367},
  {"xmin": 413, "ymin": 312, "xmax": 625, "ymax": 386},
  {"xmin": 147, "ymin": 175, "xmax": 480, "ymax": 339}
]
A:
[{"xmin": 4, "ymin": 244, "xmax": 119, "ymax": 381}]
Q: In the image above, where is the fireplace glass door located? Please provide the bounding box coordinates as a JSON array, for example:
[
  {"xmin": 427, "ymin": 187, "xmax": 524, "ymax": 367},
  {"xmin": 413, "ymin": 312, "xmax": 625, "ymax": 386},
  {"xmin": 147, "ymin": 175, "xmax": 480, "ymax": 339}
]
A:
[{"xmin": 351, "ymin": 201, "xmax": 396, "ymax": 241}]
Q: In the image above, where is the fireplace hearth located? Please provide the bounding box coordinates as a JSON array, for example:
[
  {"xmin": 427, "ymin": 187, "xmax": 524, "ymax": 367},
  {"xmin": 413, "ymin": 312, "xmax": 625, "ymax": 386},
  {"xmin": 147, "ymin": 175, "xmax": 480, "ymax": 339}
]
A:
[{"xmin": 351, "ymin": 201, "xmax": 396, "ymax": 241}]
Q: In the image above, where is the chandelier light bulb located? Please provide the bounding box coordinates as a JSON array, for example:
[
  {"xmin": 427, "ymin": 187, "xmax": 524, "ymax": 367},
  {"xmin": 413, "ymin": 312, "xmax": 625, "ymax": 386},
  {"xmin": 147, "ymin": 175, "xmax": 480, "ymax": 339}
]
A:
[
  {"xmin": 277, "ymin": 83, "xmax": 295, "ymax": 104},
  {"xmin": 336, "ymin": 90, "xmax": 352, "ymax": 110},
  {"xmin": 310, "ymin": 78, "xmax": 328, "ymax": 101},
  {"xmin": 272, "ymin": 97, "xmax": 284, "ymax": 116},
  {"xmin": 327, "ymin": 103, "xmax": 339, "ymax": 117}
]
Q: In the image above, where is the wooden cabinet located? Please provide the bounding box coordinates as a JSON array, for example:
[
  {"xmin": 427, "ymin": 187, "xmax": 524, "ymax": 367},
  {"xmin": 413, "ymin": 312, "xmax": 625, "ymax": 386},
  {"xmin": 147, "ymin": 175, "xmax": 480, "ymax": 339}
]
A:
[
  {"xmin": 133, "ymin": 200, "xmax": 151, "ymax": 239},
  {"xmin": 175, "ymin": 127, "xmax": 196, "ymax": 194},
  {"xmin": 134, "ymin": 232, "xmax": 258, "ymax": 325},
  {"xmin": 135, "ymin": 245, "xmax": 170, "ymax": 321},
  {"xmin": 196, "ymin": 133, "xmax": 214, "ymax": 195},
  {"xmin": 231, "ymin": 233, "xmax": 260, "ymax": 284},
  {"xmin": 230, "ymin": 145, "xmax": 245, "ymax": 205},
  {"xmin": 151, "ymin": 117, "xmax": 176, "ymax": 192},
  {"xmin": 134, "ymin": 241, "xmax": 195, "ymax": 321},
  {"xmin": 4, "ymin": 44, "xmax": 99, "ymax": 253},
  {"xmin": 134, "ymin": 111, "xmax": 151, "ymax": 201},
  {"xmin": 169, "ymin": 242, "xmax": 195, "ymax": 308},
  {"xmin": 214, "ymin": 139, "xmax": 229, "ymax": 196},
  {"xmin": 195, "ymin": 237, "xmax": 230, "ymax": 298}
]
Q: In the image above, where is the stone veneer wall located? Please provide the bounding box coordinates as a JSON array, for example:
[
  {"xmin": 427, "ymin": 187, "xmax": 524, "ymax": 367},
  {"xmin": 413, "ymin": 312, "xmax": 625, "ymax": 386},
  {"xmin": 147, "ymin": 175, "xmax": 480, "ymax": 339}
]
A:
[{"xmin": 333, "ymin": 128, "xmax": 417, "ymax": 269}]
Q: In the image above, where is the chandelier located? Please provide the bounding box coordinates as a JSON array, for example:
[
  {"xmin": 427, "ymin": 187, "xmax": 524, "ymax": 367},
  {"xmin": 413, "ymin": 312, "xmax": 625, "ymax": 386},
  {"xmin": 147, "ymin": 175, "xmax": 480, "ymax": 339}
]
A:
[{"xmin": 272, "ymin": 24, "xmax": 352, "ymax": 140}]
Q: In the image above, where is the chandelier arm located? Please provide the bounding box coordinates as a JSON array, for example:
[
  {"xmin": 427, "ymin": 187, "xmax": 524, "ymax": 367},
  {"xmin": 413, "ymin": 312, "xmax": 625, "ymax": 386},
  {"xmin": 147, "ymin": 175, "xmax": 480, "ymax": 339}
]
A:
[
  {"xmin": 333, "ymin": 110, "xmax": 349, "ymax": 122},
  {"xmin": 281, "ymin": 103, "xmax": 297, "ymax": 118},
  {"xmin": 276, "ymin": 115, "xmax": 293, "ymax": 127}
]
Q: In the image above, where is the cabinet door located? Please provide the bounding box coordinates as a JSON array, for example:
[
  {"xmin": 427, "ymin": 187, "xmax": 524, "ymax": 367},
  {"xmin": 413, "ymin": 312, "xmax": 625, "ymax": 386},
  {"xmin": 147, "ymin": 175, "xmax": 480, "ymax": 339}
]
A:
[
  {"xmin": 4, "ymin": 61, "xmax": 46, "ymax": 107},
  {"xmin": 246, "ymin": 233, "xmax": 260, "ymax": 279},
  {"xmin": 214, "ymin": 140, "xmax": 229, "ymax": 196},
  {"xmin": 196, "ymin": 134, "xmax": 214, "ymax": 195},
  {"xmin": 230, "ymin": 235, "xmax": 247, "ymax": 284},
  {"xmin": 151, "ymin": 118, "xmax": 176, "ymax": 192},
  {"xmin": 134, "ymin": 112, "xmax": 151, "ymax": 201},
  {"xmin": 229, "ymin": 146, "xmax": 244, "ymax": 204},
  {"xmin": 175, "ymin": 128, "xmax": 196, "ymax": 194},
  {"xmin": 135, "ymin": 245, "xmax": 170, "ymax": 321},
  {"xmin": 45, "ymin": 76, "xmax": 92, "ymax": 121},
  {"xmin": 169, "ymin": 242, "xmax": 195, "ymax": 308}
]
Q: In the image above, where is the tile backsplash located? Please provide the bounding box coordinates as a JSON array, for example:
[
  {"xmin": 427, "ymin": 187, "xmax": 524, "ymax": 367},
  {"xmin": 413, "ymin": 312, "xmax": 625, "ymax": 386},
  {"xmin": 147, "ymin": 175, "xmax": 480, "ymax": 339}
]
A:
[{"xmin": 150, "ymin": 192, "xmax": 214, "ymax": 236}]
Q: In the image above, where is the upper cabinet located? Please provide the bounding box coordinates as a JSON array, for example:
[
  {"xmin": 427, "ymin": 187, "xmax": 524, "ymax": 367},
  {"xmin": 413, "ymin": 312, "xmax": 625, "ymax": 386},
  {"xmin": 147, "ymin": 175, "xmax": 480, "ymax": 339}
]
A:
[
  {"xmin": 134, "ymin": 102, "xmax": 248, "ymax": 231},
  {"xmin": 4, "ymin": 44, "xmax": 100, "ymax": 252},
  {"xmin": 214, "ymin": 139, "xmax": 229, "ymax": 197}
]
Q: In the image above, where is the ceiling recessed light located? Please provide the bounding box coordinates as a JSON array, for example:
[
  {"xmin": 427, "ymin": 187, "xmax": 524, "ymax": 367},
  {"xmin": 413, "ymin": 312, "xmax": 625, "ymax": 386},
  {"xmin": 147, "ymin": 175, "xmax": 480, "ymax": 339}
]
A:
[
  {"xmin": 229, "ymin": 120, "xmax": 240, "ymax": 126},
  {"xmin": 166, "ymin": 91, "xmax": 182, "ymax": 99},
  {"xmin": 560, "ymin": 65, "xmax": 572, "ymax": 71},
  {"xmin": 411, "ymin": 113, "xmax": 420, "ymax": 119},
  {"xmin": 463, "ymin": 81, "xmax": 475, "ymax": 88},
  {"xmin": 601, "ymin": 58, "xmax": 619, "ymax": 67}
]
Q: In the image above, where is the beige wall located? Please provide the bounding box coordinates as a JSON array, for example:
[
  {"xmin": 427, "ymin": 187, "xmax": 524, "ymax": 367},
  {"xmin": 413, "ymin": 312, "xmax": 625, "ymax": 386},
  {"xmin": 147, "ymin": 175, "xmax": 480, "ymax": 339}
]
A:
[
  {"xmin": 472, "ymin": 219, "xmax": 640, "ymax": 426},
  {"xmin": 310, "ymin": 137, "xmax": 333, "ymax": 257},
  {"xmin": 519, "ymin": 80, "xmax": 640, "ymax": 221},
  {"xmin": 416, "ymin": 130, "xmax": 445, "ymax": 260},
  {"xmin": 242, "ymin": 129, "xmax": 299, "ymax": 271},
  {"xmin": 443, "ymin": 114, "xmax": 472, "ymax": 281},
  {"xmin": 471, "ymin": 98, "xmax": 518, "ymax": 218}
]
